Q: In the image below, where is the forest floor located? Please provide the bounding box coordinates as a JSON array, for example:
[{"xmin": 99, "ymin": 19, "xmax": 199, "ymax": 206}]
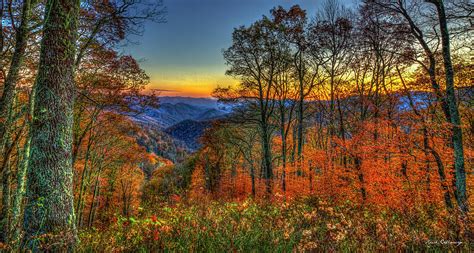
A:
[{"xmin": 78, "ymin": 197, "xmax": 471, "ymax": 252}]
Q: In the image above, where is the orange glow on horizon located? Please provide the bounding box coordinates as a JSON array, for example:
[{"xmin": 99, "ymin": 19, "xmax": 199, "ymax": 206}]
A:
[
  {"xmin": 146, "ymin": 85, "xmax": 214, "ymax": 98},
  {"xmin": 145, "ymin": 73, "xmax": 239, "ymax": 98}
]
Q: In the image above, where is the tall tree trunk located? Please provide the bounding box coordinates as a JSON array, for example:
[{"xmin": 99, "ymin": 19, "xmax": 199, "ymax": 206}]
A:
[
  {"xmin": 428, "ymin": 0, "xmax": 468, "ymax": 216},
  {"xmin": 297, "ymin": 52, "xmax": 304, "ymax": 163},
  {"xmin": 0, "ymin": 160, "xmax": 11, "ymax": 242},
  {"xmin": 398, "ymin": 67, "xmax": 453, "ymax": 211},
  {"xmin": 290, "ymin": 124, "xmax": 297, "ymax": 164},
  {"xmin": 0, "ymin": 97, "xmax": 24, "ymax": 243},
  {"xmin": 423, "ymin": 128, "xmax": 432, "ymax": 192},
  {"xmin": 308, "ymin": 161, "xmax": 313, "ymax": 193},
  {"xmin": 0, "ymin": 0, "xmax": 35, "ymax": 153},
  {"xmin": 261, "ymin": 123, "xmax": 273, "ymax": 194},
  {"xmin": 88, "ymin": 172, "xmax": 101, "ymax": 228},
  {"xmin": 1, "ymin": 0, "xmax": 37, "ymax": 242},
  {"xmin": 280, "ymin": 104, "xmax": 287, "ymax": 192},
  {"xmin": 75, "ymin": 135, "xmax": 93, "ymax": 228},
  {"xmin": 103, "ymin": 169, "xmax": 119, "ymax": 217},
  {"xmin": 248, "ymin": 161, "xmax": 256, "ymax": 197},
  {"xmin": 426, "ymin": 146, "xmax": 454, "ymax": 210},
  {"xmin": 9, "ymin": 135, "xmax": 31, "ymax": 245},
  {"xmin": 22, "ymin": 0, "xmax": 80, "ymax": 251},
  {"xmin": 9, "ymin": 86, "xmax": 36, "ymax": 248},
  {"xmin": 355, "ymin": 156, "xmax": 366, "ymax": 202},
  {"xmin": 0, "ymin": 0, "xmax": 4, "ymax": 72}
]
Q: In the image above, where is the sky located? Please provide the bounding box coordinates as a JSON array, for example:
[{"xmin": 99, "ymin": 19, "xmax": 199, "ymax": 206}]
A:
[{"xmin": 124, "ymin": 0, "xmax": 355, "ymax": 98}]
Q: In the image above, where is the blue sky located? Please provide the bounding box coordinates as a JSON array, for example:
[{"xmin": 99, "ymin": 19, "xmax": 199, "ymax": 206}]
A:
[{"xmin": 124, "ymin": 0, "xmax": 355, "ymax": 97}]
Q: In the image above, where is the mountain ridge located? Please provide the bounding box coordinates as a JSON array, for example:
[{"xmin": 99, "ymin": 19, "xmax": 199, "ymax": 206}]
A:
[{"xmin": 124, "ymin": 98, "xmax": 229, "ymax": 159}]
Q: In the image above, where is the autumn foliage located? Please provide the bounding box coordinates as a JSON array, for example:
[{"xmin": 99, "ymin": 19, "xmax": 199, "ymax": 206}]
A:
[{"xmin": 0, "ymin": 0, "xmax": 472, "ymax": 251}]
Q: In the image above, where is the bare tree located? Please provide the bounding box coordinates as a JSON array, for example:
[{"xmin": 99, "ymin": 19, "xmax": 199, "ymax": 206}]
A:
[
  {"xmin": 370, "ymin": 0, "xmax": 469, "ymax": 221},
  {"xmin": 215, "ymin": 17, "xmax": 291, "ymax": 194}
]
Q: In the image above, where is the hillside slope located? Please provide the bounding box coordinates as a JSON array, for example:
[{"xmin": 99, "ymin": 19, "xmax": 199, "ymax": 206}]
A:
[{"xmin": 165, "ymin": 120, "xmax": 211, "ymax": 150}]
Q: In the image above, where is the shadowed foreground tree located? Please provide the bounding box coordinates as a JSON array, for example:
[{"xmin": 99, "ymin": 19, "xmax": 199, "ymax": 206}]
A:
[
  {"xmin": 427, "ymin": 0, "xmax": 467, "ymax": 216},
  {"xmin": 370, "ymin": 0, "xmax": 470, "ymax": 228},
  {"xmin": 22, "ymin": 0, "xmax": 80, "ymax": 251}
]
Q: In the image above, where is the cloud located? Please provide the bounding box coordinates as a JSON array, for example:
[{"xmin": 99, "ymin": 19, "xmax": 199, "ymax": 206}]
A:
[{"xmin": 150, "ymin": 88, "xmax": 179, "ymax": 93}]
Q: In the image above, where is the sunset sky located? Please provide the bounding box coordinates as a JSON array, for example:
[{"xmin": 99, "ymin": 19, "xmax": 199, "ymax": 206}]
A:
[{"xmin": 124, "ymin": 0, "xmax": 354, "ymax": 98}]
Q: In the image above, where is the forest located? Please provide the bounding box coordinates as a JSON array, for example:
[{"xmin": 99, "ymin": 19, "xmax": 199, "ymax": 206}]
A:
[{"xmin": 0, "ymin": 0, "xmax": 472, "ymax": 252}]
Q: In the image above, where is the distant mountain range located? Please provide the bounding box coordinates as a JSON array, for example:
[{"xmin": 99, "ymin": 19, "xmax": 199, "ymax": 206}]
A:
[
  {"xmin": 128, "ymin": 97, "xmax": 230, "ymax": 129},
  {"xmin": 124, "ymin": 97, "xmax": 230, "ymax": 158},
  {"xmin": 126, "ymin": 91, "xmax": 474, "ymax": 161},
  {"xmin": 158, "ymin": 96, "xmax": 219, "ymax": 109}
]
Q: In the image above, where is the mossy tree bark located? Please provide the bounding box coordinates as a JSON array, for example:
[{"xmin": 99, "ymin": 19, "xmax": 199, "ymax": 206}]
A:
[
  {"xmin": 9, "ymin": 87, "xmax": 36, "ymax": 248},
  {"xmin": 0, "ymin": 160, "xmax": 11, "ymax": 242},
  {"xmin": 22, "ymin": 0, "xmax": 80, "ymax": 251},
  {"xmin": 0, "ymin": 0, "xmax": 4, "ymax": 75},
  {"xmin": 0, "ymin": 0, "xmax": 36, "ymax": 243},
  {"xmin": 0, "ymin": 0, "xmax": 35, "ymax": 147}
]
